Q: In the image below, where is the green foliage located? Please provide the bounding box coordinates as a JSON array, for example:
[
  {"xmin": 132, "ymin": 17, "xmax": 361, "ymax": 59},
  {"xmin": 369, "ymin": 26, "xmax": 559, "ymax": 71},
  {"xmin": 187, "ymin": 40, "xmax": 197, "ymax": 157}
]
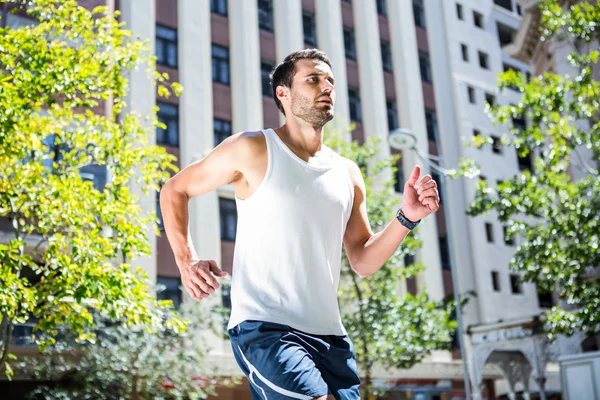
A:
[
  {"xmin": 18, "ymin": 303, "xmax": 239, "ymax": 400},
  {"xmin": 325, "ymin": 128, "xmax": 457, "ymax": 397},
  {"xmin": 0, "ymin": 0, "xmax": 182, "ymax": 377},
  {"xmin": 456, "ymin": 0, "xmax": 600, "ymax": 339}
]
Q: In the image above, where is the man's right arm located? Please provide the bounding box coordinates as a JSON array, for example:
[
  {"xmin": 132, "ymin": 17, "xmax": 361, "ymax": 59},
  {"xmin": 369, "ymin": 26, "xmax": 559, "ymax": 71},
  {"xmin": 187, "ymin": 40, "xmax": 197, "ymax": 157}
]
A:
[{"xmin": 159, "ymin": 133, "xmax": 249, "ymax": 300}]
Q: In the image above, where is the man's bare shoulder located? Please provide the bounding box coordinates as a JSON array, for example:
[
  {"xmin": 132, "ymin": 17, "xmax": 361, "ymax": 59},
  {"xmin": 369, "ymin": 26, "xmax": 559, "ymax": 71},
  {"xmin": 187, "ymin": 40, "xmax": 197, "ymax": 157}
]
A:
[
  {"xmin": 338, "ymin": 155, "xmax": 362, "ymax": 184},
  {"xmin": 220, "ymin": 130, "xmax": 267, "ymax": 157}
]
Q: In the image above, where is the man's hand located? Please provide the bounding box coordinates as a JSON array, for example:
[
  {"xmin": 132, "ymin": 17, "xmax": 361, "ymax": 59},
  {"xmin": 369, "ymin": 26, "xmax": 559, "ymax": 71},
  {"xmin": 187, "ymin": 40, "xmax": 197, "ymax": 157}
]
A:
[
  {"xmin": 178, "ymin": 260, "xmax": 228, "ymax": 300},
  {"xmin": 401, "ymin": 165, "xmax": 440, "ymax": 222}
]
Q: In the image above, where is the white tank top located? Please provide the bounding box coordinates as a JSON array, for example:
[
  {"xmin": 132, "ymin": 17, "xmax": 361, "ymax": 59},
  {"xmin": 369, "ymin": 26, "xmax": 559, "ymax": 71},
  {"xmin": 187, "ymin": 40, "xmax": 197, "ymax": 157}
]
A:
[{"xmin": 226, "ymin": 128, "xmax": 354, "ymax": 335}]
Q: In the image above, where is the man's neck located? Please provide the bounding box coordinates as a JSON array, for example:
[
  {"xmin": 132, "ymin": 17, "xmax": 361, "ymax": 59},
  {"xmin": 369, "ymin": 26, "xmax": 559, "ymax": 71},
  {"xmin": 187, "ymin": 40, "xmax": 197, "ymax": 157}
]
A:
[{"xmin": 275, "ymin": 120, "xmax": 325, "ymax": 157}]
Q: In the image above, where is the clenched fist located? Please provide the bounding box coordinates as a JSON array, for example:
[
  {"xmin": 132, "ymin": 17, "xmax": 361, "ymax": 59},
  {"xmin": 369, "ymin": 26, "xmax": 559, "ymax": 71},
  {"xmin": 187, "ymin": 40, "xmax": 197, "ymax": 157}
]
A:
[{"xmin": 178, "ymin": 259, "xmax": 228, "ymax": 300}]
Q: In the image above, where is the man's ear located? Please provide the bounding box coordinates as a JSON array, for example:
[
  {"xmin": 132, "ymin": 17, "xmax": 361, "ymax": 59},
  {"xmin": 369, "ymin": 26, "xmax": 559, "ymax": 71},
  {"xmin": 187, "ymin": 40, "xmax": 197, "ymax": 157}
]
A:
[{"xmin": 276, "ymin": 85, "xmax": 289, "ymax": 102}]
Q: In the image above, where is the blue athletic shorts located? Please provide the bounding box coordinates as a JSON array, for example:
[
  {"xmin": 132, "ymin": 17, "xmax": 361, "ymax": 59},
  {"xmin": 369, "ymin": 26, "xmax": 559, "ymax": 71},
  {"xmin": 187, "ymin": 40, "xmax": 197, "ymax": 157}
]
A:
[{"xmin": 228, "ymin": 320, "xmax": 361, "ymax": 399}]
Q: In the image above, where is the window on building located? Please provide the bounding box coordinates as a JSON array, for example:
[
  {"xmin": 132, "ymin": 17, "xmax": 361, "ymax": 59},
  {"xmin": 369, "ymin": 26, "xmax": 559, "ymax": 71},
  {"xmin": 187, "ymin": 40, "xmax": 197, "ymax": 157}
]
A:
[
  {"xmin": 478, "ymin": 51, "xmax": 490, "ymax": 69},
  {"xmin": 485, "ymin": 223, "xmax": 494, "ymax": 243},
  {"xmin": 480, "ymin": 175, "xmax": 487, "ymax": 183},
  {"xmin": 473, "ymin": 129, "xmax": 481, "ymax": 137},
  {"xmin": 413, "ymin": 0, "xmax": 426, "ymax": 29},
  {"xmin": 473, "ymin": 11, "xmax": 484, "ymax": 28},
  {"xmin": 485, "ymin": 92, "xmax": 496, "ymax": 106},
  {"xmin": 461, "ymin": 43, "xmax": 469, "ymax": 61},
  {"xmin": 155, "ymin": 25, "xmax": 177, "ymax": 68},
  {"xmin": 512, "ymin": 114, "xmax": 526, "ymax": 132},
  {"xmin": 220, "ymin": 198, "xmax": 237, "ymax": 241},
  {"xmin": 344, "ymin": 28, "xmax": 357, "ymax": 60},
  {"xmin": 494, "ymin": 0, "xmax": 513, "ymax": 12},
  {"xmin": 258, "ymin": 0, "xmax": 274, "ymax": 32},
  {"xmin": 376, "ymin": 0, "xmax": 387, "ymax": 16},
  {"xmin": 79, "ymin": 164, "xmax": 107, "ymax": 191},
  {"xmin": 213, "ymin": 118, "xmax": 232, "ymax": 147},
  {"xmin": 518, "ymin": 152, "xmax": 534, "ymax": 172},
  {"xmin": 497, "ymin": 22, "xmax": 516, "ymax": 47},
  {"xmin": 156, "ymin": 190, "xmax": 164, "ymax": 230},
  {"xmin": 387, "ymin": 100, "xmax": 399, "ymax": 131},
  {"xmin": 503, "ymin": 225, "xmax": 514, "ymax": 245},
  {"xmin": 419, "ymin": 51, "xmax": 433, "ymax": 83},
  {"xmin": 212, "ymin": 44, "xmax": 230, "ymax": 85},
  {"xmin": 381, "ymin": 41, "xmax": 393, "ymax": 72},
  {"xmin": 210, "ymin": 0, "xmax": 227, "ymax": 16},
  {"xmin": 394, "ymin": 157, "xmax": 404, "ymax": 193},
  {"xmin": 157, "ymin": 276, "xmax": 182, "ymax": 309},
  {"xmin": 348, "ymin": 88, "xmax": 362, "ymax": 122},
  {"xmin": 503, "ymin": 63, "xmax": 521, "ymax": 90},
  {"xmin": 439, "ymin": 236, "xmax": 451, "ymax": 270},
  {"xmin": 491, "ymin": 271, "xmax": 501, "ymax": 291},
  {"xmin": 517, "ymin": 4, "xmax": 523, "ymax": 16},
  {"xmin": 156, "ymin": 101, "xmax": 179, "ymax": 147},
  {"xmin": 303, "ymin": 13, "xmax": 317, "ymax": 46},
  {"xmin": 456, "ymin": 3, "xmax": 463, "ymax": 20},
  {"xmin": 491, "ymin": 135, "xmax": 502, "ymax": 154},
  {"xmin": 510, "ymin": 274, "xmax": 522, "ymax": 294},
  {"xmin": 261, "ymin": 62, "xmax": 273, "ymax": 97},
  {"xmin": 425, "ymin": 108, "xmax": 438, "ymax": 142},
  {"xmin": 467, "ymin": 86, "xmax": 476, "ymax": 104}
]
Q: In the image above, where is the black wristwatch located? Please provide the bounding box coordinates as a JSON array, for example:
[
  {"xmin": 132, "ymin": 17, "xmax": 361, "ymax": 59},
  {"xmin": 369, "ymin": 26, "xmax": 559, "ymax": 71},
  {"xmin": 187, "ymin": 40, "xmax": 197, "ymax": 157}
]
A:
[{"xmin": 396, "ymin": 208, "xmax": 421, "ymax": 230}]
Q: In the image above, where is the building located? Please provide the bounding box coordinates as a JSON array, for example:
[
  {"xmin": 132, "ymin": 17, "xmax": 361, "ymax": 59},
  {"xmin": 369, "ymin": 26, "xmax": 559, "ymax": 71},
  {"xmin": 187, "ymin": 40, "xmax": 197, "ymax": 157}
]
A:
[{"xmin": 3, "ymin": 0, "xmax": 594, "ymax": 399}]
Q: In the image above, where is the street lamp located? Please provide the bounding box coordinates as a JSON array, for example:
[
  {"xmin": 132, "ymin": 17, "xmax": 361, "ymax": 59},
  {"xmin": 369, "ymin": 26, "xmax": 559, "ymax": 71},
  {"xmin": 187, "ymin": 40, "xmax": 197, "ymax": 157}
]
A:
[{"xmin": 389, "ymin": 128, "xmax": 473, "ymax": 400}]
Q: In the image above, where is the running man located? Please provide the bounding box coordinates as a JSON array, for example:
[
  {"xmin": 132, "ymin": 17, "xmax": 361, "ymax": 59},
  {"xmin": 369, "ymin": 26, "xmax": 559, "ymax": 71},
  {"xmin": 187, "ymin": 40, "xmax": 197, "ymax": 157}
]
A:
[{"xmin": 160, "ymin": 49, "xmax": 440, "ymax": 400}]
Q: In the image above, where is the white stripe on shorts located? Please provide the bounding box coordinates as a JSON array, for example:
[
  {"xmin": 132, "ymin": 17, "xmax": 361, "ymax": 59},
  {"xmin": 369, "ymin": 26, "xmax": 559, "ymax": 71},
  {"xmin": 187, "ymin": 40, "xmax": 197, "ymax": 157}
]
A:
[{"xmin": 237, "ymin": 344, "xmax": 316, "ymax": 400}]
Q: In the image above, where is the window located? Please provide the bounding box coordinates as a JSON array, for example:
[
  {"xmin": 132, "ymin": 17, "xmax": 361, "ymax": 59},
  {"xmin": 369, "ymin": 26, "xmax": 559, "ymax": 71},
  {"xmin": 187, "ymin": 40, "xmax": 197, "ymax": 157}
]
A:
[
  {"xmin": 503, "ymin": 63, "xmax": 521, "ymax": 90},
  {"xmin": 210, "ymin": 0, "xmax": 227, "ymax": 16},
  {"xmin": 456, "ymin": 3, "xmax": 463, "ymax": 20},
  {"xmin": 413, "ymin": 0, "xmax": 426, "ymax": 29},
  {"xmin": 157, "ymin": 276, "xmax": 182, "ymax": 309},
  {"xmin": 439, "ymin": 236, "xmax": 451, "ymax": 270},
  {"xmin": 518, "ymin": 152, "xmax": 533, "ymax": 172},
  {"xmin": 467, "ymin": 86, "xmax": 476, "ymax": 104},
  {"xmin": 478, "ymin": 51, "xmax": 489, "ymax": 69},
  {"xmin": 485, "ymin": 92, "xmax": 496, "ymax": 106},
  {"xmin": 303, "ymin": 13, "xmax": 317, "ymax": 46},
  {"xmin": 404, "ymin": 253, "xmax": 415, "ymax": 267},
  {"xmin": 220, "ymin": 198, "xmax": 237, "ymax": 241},
  {"xmin": 212, "ymin": 44, "xmax": 230, "ymax": 85},
  {"xmin": 214, "ymin": 118, "xmax": 232, "ymax": 147},
  {"xmin": 155, "ymin": 25, "xmax": 177, "ymax": 68},
  {"xmin": 348, "ymin": 88, "xmax": 362, "ymax": 122},
  {"xmin": 156, "ymin": 190, "xmax": 164, "ymax": 230},
  {"xmin": 485, "ymin": 223, "xmax": 494, "ymax": 243},
  {"xmin": 480, "ymin": 175, "xmax": 487, "ymax": 183},
  {"xmin": 473, "ymin": 129, "xmax": 481, "ymax": 137},
  {"xmin": 419, "ymin": 51, "xmax": 432, "ymax": 83},
  {"xmin": 425, "ymin": 108, "xmax": 438, "ymax": 142},
  {"xmin": 461, "ymin": 43, "xmax": 469, "ymax": 61},
  {"xmin": 344, "ymin": 28, "xmax": 356, "ymax": 60},
  {"xmin": 261, "ymin": 62, "xmax": 273, "ymax": 97},
  {"xmin": 510, "ymin": 274, "xmax": 522, "ymax": 294},
  {"xmin": 473, "ymin": 11, "xmax": 484, "ymax": 28},
  {"xmin": 491, "ymin": 271, "xmax": 501, "ymax": 291},
  {"xmin": 258, "ymin": 0, "xmax": 274, "ymax": 32},
  {"xmin": 503, "ymin": 226, "xmax": 514, "ymax": 245},
  {"xmin": 376, "ymin": 0, "xmax": 387, "ymax": 16},
  {"xmin": 387, "ymin": 100, "xmax": 399, "ymax": 131},
  {"xmin": 497, "ymin": 22, "xmax": 516, "ymax": 47},
  {"xmin": 494, "ymin": 0, "xmax": 513, "ymax": 12},
  {"xmin": 517, "ymin": 4, "xmax": 523, "ymax": 16},
  {"xmin": 381, "ymin": 41, "xmax": 393, "ymax": 72},
  {"xmin": 80, "ymin": 164, "xmax": 107, "ymax": 191},
  {"xmin": 156, "ymin": 101, "xmax": 179, "ymax": 146},
  {"xmin": 394, "ymin": 157, "xmax": 404, "ymax": 193},
  {"xmin": 491, "ymin": 135, "xmax": 502, "ymax": 154},
  {"xmin": 512, "ymin": 114, "xmax": 526, "ymax": 131}
]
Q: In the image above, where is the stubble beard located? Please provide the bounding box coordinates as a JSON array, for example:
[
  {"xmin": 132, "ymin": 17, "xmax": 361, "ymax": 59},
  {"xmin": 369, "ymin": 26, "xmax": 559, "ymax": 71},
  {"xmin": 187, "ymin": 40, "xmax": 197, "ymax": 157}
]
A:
[{"xmin": 290, "ymin": 89, "xmax": 334, "ymax": 128}]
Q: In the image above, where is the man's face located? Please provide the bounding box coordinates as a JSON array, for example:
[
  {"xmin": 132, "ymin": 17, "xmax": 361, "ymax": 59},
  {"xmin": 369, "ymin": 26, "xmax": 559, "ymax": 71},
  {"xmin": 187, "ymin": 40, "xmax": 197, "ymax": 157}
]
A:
[{"xmin": 285, "ymin": 59, "xmax": 336, "ymax": 127}]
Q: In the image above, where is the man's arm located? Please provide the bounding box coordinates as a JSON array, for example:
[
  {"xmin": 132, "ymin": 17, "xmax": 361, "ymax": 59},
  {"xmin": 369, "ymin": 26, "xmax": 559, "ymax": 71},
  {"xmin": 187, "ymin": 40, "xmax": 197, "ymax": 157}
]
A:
[
  {"xmin": 159, "ymin": 133, "xmax": 251, "ymax": 300},
  {"xmin": 343, "ymin": 162, "xmax": 439, "ymax": 278}
]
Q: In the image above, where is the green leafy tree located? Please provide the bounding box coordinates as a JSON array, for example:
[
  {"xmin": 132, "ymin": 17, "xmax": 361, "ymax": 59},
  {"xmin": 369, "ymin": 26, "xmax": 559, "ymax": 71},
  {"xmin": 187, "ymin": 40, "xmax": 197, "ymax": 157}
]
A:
[
  {"xmin": 17, "ymin": 303, "xmax": 240, "ymax": 400},
  {"xmin": 0, "ymin": 0, "xmax": 184, "ymax": 377},
  {"xmin": 325, "ymin": 129, "xmax": 457, "ymax": 399},
  {"xmin": 455, "ymin": 0, "xmax": 600, "ymax": 339}
]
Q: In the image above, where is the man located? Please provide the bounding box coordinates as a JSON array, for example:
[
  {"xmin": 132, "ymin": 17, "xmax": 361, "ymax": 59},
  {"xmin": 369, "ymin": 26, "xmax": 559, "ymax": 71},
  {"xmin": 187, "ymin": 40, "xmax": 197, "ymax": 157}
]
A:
[{"xmin": 160, "ymin": 49, "xmax": 440, "ymax": 400}]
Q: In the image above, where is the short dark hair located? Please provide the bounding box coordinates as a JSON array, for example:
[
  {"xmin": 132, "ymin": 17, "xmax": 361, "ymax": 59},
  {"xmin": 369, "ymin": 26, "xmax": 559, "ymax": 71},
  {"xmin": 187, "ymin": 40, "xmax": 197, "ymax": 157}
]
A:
[{"xmin": 270, "ymin": 48, "xmax": 333, "ymax": 115}]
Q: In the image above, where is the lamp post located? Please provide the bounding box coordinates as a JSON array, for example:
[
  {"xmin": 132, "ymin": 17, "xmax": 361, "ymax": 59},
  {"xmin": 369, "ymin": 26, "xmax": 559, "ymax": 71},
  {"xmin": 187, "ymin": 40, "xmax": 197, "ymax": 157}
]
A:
[{"xmin": 389, "ymin": 128, "xmax": 473, "ymax": 400}]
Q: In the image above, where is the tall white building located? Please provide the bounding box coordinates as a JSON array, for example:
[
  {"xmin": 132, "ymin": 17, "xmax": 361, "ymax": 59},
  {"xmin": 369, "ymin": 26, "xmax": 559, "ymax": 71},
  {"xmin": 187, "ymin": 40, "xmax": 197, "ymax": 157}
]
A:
[{"xmin": 4, "ymin": 0, "xmax": 592, "ymax": 399}]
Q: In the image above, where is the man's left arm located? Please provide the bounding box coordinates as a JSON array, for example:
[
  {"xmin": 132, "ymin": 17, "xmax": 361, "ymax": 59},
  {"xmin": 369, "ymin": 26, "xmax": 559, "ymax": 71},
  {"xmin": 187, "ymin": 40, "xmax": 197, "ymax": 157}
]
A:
[{"xmin": 343, "ymin": 162, "xmax": 440, "ymax": 278}]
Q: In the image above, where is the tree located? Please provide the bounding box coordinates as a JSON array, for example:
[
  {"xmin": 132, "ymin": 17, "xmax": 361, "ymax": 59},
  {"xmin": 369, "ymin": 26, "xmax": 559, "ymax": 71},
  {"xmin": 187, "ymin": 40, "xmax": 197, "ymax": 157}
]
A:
[
  {"xmin": 0, "ymin": 0, "xmax": 183, "ymax": 377},
  {"xmin": 17, "ymin": 303, "xmax": 240, "ymax": 400},
  {"xmin": 325, "ymin": 129, "xmax": 457, "ymax": 399},
  {"xmin": 456, "ymin": 0, "xmax": 600, "ymax": 339}
]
